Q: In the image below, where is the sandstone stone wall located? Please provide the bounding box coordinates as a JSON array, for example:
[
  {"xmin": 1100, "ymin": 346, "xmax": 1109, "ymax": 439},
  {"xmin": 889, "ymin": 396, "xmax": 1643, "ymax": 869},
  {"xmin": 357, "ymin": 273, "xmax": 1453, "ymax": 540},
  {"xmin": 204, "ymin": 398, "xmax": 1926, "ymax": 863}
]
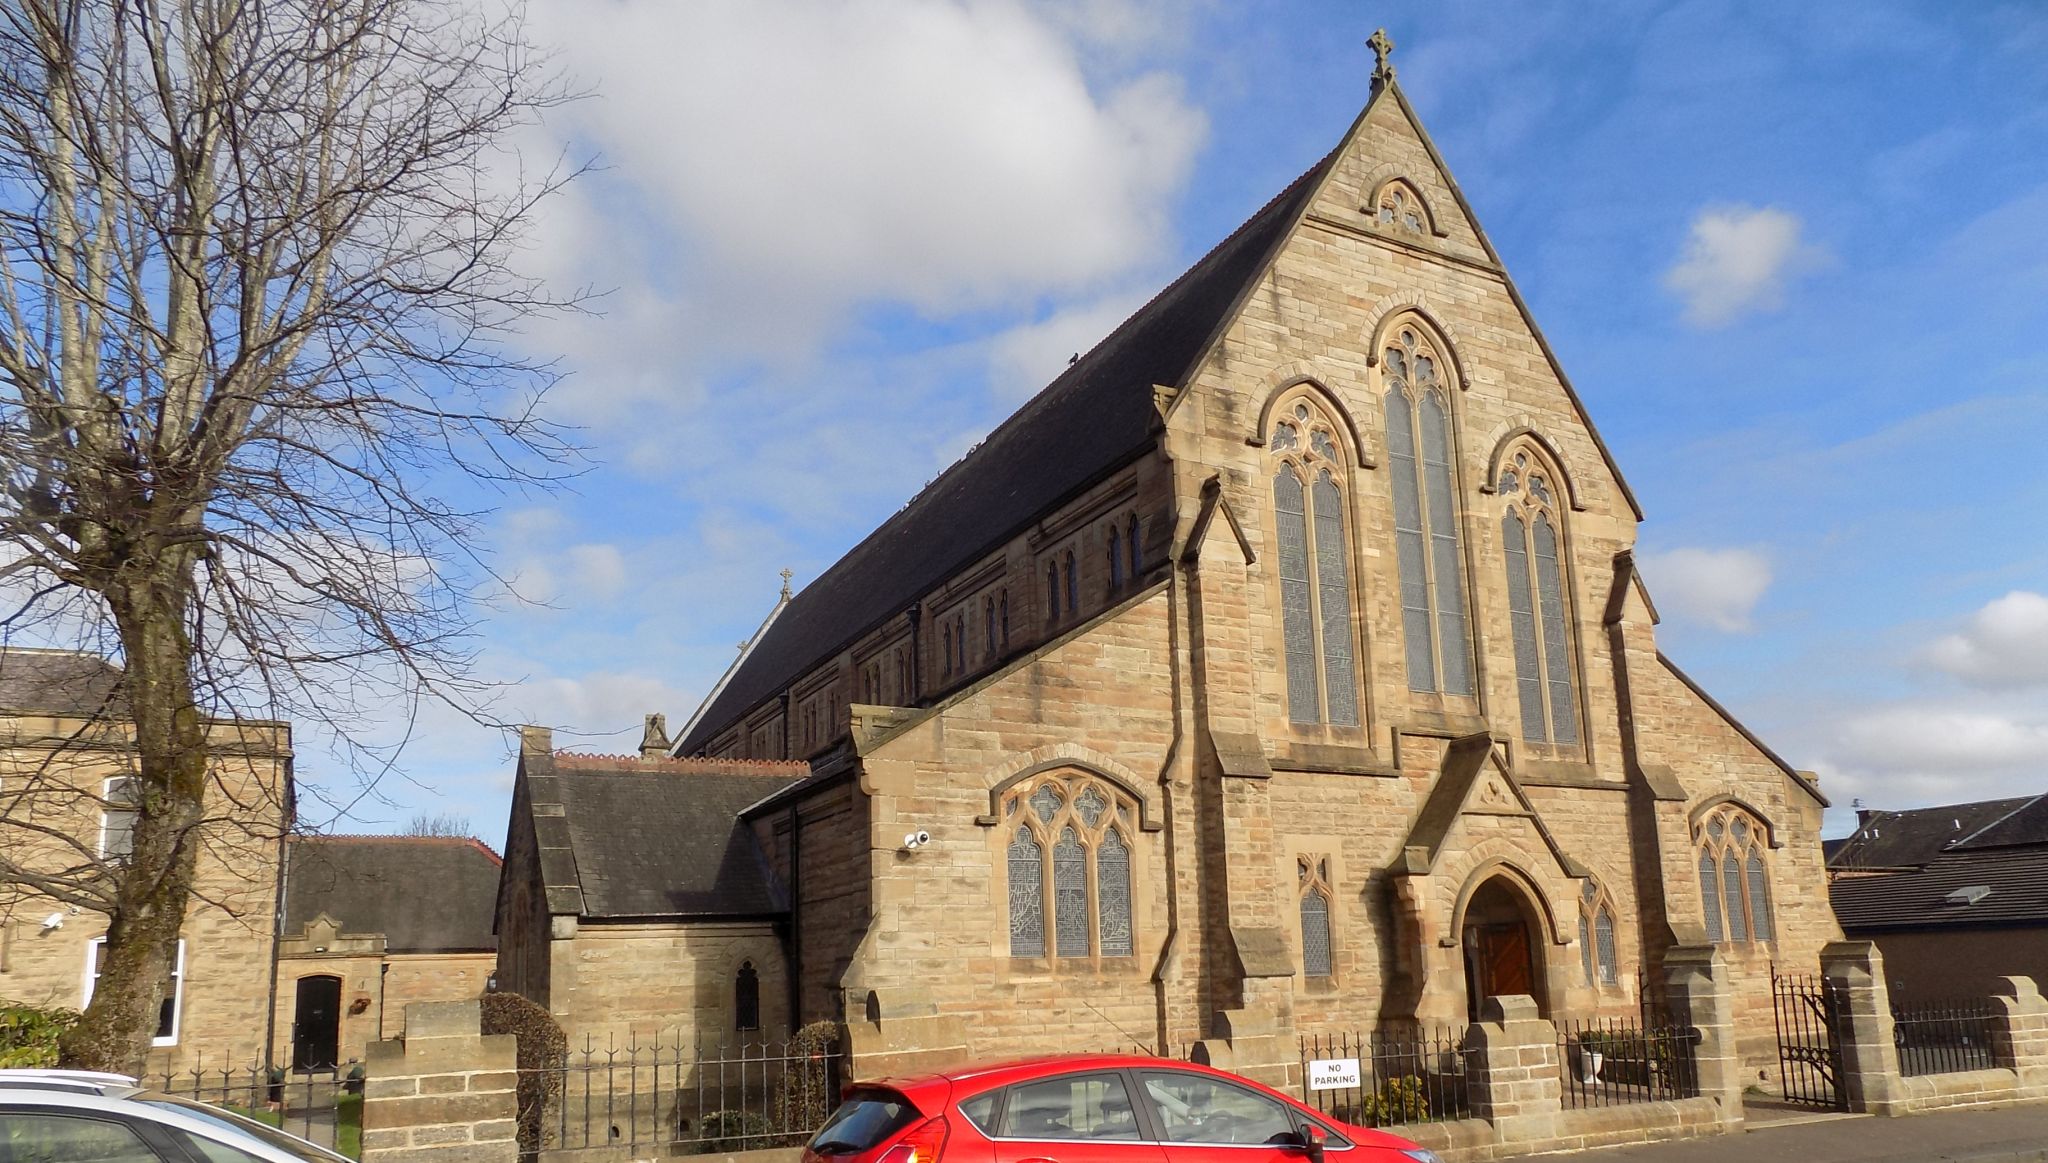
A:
[
  {"xmin": 0, "ymin": 715, "xmax": 289, "ymax": 1072},
  {"xmin": 543, "ymin": 921, "xmax": 787, "ymax": 1051}
]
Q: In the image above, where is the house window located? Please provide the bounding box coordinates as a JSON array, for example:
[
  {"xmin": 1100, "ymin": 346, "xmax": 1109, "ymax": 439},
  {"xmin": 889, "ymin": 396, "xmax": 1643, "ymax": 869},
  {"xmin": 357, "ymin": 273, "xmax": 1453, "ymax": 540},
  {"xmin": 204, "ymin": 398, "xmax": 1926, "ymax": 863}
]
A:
[
  {"xmin": 1270, "ymin": 399, "xmax": 1358, "ymax": 726},
  {"xmin": 1578, "ymin": 880, "xmax": 1618, "ymax": 986},
  {"xmin": 735, "ymin": 961, "xmax": 760, "ymax": 1032},
  {"xmin": 1384, "ymin": 324, "xmax": 1473, "ymax": 695},
  {"xmin": 1003, "ymin": 772, "xmax": 1136, "ymax": 960},
  {"xmin": 1695, "ymin": 805, "xmax": 1775, "ymax": 945},
  {"xmin": 84, "ymin": 937, "xmax": 183, "ymax": 1046},
  {"xmin": 1298, "ymin": 856, "xmax": 1333, "ymax": 979},
  {"xmin": 1498, "ymin": 447, "xmax": 1578, "ymax": 744},
  {"xmin": 100, "ymin": 777, "xmax": 142, "ymax": 860}
]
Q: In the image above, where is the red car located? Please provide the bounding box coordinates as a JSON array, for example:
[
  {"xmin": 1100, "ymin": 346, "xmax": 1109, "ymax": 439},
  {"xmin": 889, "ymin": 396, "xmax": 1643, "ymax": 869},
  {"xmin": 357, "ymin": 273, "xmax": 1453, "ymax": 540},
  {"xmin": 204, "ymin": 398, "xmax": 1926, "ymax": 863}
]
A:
[{"xmin": 802, "ymin": 1054, "xmax": 1439, "ymax": 1163}]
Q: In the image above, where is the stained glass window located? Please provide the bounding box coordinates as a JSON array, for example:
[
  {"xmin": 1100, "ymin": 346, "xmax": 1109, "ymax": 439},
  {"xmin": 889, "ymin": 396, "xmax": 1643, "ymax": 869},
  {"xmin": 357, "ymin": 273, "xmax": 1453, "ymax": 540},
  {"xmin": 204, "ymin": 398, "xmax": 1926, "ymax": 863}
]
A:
[
  {"xmin": 1696, "ymin": 805, "xmax": 1774, "ymax": 946},
  {"xmin": 1126, "ymin": 515, "xmax": 1141, "ymax": 581},
  {"xmin": 1503, "ymin": 511, "xmax": 1544, "ymax": 741},
  {"xmin": 1385, "ymin": 327, "xmax": 1471, "ymax": 694},
  {"xmin": 1098, "ymin": 830, "xmax": 1132, "ymax": 956},
  {"xmin": 1047, "ymin": 561, "xmax": 1059, "ymax": 620},
  {"xmin": 1579, "ymin": 911, "xmax": 1593, "ymax": 985},
  {"xmin": 1533, "ymin": 515, "xmax": 1577, "ymax": 744},
  {"xmin": 1276, "ymin": 468, "xmax": 1318, "ymax": 723},
  {"xmin": 1698, "ymin": 852, "xmax": 1723, "ymax": 944},
  {"xmin": 986, "ymin": 597, "xmax": 997, "ymax": 658},
  {"xmin": 1108, "ymin": 525, "xmax": 1123, "ymax": 592},
  {"xmin": 1272, "ymin": 399, "xmax": 1357, "ymax": 725},
  {"xmin": 1595, "ymin": 908, "xmax": 1618, "ymax": 985},
  {"xmin": 1053, "ymin": 827, "xmax": 1089, "ymax": 957},
  {"xmin": 1499, "ymin": 448, "xmax": 1580, "ymax": 746},
  {"xmin": 1301, "ymin": 891, "xmax": 1332, "ymax": 978},
  {"xmin": 1064, "ymin": 552, "xmax": 1078, "ymax": 616},
  {"xmin": 1004, "ymin": 774, "xmax": 1142, "ymax": 961},
  {"xmin": 1009, "ymin": 827, "xmax": 1044, "ymax": 957}
]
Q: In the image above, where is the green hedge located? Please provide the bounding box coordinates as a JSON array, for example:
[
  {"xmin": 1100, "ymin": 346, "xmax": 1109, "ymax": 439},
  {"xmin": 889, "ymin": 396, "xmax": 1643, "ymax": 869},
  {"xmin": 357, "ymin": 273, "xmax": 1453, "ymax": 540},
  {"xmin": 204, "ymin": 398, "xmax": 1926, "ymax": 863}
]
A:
[{"xmin": 0, "ymin": 1002, "xmax": 78, "ymax": 1068}]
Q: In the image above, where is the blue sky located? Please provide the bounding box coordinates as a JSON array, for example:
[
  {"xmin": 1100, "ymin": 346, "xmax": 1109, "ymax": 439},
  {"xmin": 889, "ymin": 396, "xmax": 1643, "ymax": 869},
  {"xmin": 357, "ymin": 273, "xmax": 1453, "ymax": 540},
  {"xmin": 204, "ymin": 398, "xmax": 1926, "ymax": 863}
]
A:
[{"xmin": 307, "ymin": 1, "xmax": 2048, "ymax": 846}]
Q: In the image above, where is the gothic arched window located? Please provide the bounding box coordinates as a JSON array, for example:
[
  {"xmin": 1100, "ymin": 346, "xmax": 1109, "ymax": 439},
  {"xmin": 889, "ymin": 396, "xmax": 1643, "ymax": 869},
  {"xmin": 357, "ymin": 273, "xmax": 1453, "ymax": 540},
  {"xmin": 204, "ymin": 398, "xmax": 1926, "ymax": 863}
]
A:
[
  {"xmin": 1298, "ymin": 856, "xmax": 1334, "ymax": 979},
  {"xmin": 985, "ymin": 596, "xmax": 997, "ymax": 659},
  {"xmin": 941, "ymin": 624, "xmax": 954, "ymax": 678},
  {"xmin": 1384, "ymin": 325, "xmax": 1473, "ymax": 696},
  {"xmin": 1064, "ymin": 551, "xmax": 1078, "ymax": 616},
  {"xmin": 1003, "ymin": 772, "xmax": 1137, "ymax": 960},
  {"xmin": 1126, "ymin": 514, "xmax": 1141, "ymax": 583},
  {"xmin": 1046, "ymin": 561, "xmax": 1060, "ymax": 622},
  {"xmin": 1107, "ymin": 523, "xmax": 1123, "ymax": 593},
  {"xmin": 1270, "ymin": 399, "xmax": 1359, "ymax": 727},
  {"xmin": 1577, "ymin": 880, "xmax": 1619, "ymax": 986},
  {"xmin": 999, "ymin": 590, "xmax": 1010, "ymax": 649},
  {"xmin": 1498, "ymin": 447, "xmax": 1578, "ymax": 745},
  {"xmin": 735, "ymin": 961, "xmax": 760, "ymax": 1032},
  {"xmin": 1695, "ymin": 805, "xmax": 1775, "ymax": 946}
]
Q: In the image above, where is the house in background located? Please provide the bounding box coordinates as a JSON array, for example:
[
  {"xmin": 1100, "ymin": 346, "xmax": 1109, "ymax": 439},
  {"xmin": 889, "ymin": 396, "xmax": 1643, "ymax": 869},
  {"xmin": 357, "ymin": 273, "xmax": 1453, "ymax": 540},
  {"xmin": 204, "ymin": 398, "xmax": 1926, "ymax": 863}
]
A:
[
  {"xmin": 1829, "ymin": 795, "xmax": 2048, "ymax": 1004},
  {"xmin": 273, "ymin": 834, "xmax": 502, "ymax": 1070},
  {"xmin": 0, "ymin": 646, "xmax": 292, "ymax": 1072}
]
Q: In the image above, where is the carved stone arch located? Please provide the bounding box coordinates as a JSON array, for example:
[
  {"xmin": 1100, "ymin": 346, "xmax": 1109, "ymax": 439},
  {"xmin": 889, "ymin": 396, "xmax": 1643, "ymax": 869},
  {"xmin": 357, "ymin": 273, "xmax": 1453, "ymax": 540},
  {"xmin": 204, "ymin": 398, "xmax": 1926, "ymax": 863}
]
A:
[
  {"xmin": 1362, "ymin": 298, "xmax": 1471, "ymax": 391},
  {"xmin": 973, "ymin": 744, "xmax": 1161, "ymax": 832},
  {"xmin": 1448, "ymin": 857, "xmax": 1569, "ymax": 946},
  {"xmin": 1479, "ymin": 425, "xmax": 1588, "ymax": 511},
  {"xmin": 1688, "ymin": 794, "xmax": 1783, "ymax": 849},
  {"xmin": 1359, "ymin": 163, "xmax": 1449, "ymax": 238},
  {"xmin": 1247, "ymin": 363, "xmax": 1374, "ymax": 467}
]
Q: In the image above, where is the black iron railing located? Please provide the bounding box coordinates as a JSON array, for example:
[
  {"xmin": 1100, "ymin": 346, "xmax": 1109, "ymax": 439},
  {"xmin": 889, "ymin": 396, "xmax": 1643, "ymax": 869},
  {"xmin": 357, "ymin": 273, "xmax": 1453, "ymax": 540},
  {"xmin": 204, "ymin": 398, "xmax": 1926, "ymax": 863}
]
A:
[
  {"xmin": 1893, "ymin": 998, "xmax": 2001, "ymax": 1077},
  {"xmin": 1298, "ymin": 1025, "xmax": 1473, "ymax": 1128},
  {"xmin": 532, "ymin": 1035, "xmax": 842, "ymax": 1156},
  {"xmin": 141, "ymin": 1061, "xmax": 363, "ymax": 1159},
  {"xmin": 1554, "ymin": 1017, "xmax": 1698, "ymax": 1109}
]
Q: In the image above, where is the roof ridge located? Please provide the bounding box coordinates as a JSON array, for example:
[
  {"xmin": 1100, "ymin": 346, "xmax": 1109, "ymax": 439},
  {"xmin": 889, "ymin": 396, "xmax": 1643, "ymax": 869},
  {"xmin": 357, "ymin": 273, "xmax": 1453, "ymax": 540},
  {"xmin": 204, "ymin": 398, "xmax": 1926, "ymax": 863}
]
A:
[
  {"xmin": 1952, "ymin": 793, "xmax": 2048, "ymax": 848},
  {"xmin": 553, "ymin": 751, "xmax": 809, "ymax": 772}
]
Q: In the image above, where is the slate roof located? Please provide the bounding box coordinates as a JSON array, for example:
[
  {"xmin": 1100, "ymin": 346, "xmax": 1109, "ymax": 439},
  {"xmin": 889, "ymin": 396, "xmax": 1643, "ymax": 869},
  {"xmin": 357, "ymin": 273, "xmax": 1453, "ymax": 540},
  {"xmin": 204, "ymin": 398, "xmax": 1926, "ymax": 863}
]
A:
[
  {"xmin": 285, "ymin": 835, "xmax": 503, "ymax": 953},
  {"xmin": 1829, "ymin": 794, "xmax": 2048, "ymax": 932},
  {"xmin": 1829, "ymin": 796, "xmax": 2045, "ymax": 870},
  {"xmin": 675, "ymin": 151, "xmax": 1338, "ymax": 754},
  {"xmin": 534, "ymin": 753, "xmax": 809, "ymax": 918},
  {"xmin": 0, "ymin": 648, "xmax": 126, "ymax": 717}
]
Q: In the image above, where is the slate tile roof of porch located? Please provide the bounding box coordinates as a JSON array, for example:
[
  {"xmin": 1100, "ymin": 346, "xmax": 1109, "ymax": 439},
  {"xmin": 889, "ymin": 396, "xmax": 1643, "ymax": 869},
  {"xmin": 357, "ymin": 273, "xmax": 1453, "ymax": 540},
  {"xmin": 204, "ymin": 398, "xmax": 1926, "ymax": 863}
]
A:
[{"xmin": 284, "ymin": 835, "xmax": 504, "ymax": 953}]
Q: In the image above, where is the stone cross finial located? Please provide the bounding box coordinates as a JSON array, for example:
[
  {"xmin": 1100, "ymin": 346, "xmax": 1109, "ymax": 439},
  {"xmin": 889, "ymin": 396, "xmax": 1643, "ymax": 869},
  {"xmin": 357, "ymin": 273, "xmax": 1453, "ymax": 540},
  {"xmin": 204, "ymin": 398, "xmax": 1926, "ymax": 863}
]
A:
[
  {"xmin": 1369, "ymin": 27, "xmax": 1395, "ymax": 84},
  {"xmin": 779, "ymin": 567, "xmax": 793, "ymax": 598}
]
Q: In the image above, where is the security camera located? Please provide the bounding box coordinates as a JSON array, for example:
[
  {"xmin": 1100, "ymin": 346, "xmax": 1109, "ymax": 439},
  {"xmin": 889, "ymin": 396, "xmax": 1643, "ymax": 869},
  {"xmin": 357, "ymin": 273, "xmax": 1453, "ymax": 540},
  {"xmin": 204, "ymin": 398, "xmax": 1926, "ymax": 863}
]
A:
[
  {"xmin": 901, "ymin": 830, "xmax": 932, "ymax": 851},
  {"xmin": 41, "ymin": 912, "xmax": 64, "ymax": 930}
]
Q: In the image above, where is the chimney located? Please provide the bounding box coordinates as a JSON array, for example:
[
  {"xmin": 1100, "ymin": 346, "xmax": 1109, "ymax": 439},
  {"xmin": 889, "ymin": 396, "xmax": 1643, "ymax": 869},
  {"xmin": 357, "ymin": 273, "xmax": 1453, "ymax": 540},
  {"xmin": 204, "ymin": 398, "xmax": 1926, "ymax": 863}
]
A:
[
  {"xmin": 640, "ymin": 713, "xmax": 671, "ymax": 760},
  {"xmin": 520, "ymin": 725, "xmax": 553, "ymax": 757}
]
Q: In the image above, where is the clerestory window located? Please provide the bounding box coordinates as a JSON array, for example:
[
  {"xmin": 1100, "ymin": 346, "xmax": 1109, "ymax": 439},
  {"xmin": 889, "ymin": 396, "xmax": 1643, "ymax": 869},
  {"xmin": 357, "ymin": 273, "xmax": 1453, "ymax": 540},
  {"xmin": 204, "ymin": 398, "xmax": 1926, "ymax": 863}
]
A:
[
  {"xmin": 1696, "ymin": 805, "xmax": 1775, "ymax": 946},
  {"xmin": 1498, "ymin": 447, "xmax": 1578, "ymax": 745},
  {"xmin": 1004, "ymin": 772, "xmax": 1136, "ymax": 961},
  {"xmin": 1384, "ymin": 325, "xmax": 1473, "ymax": 695},
  {"xmin": 1270, "ymin": 399, "xmax": 1359, "ymax": 727}
]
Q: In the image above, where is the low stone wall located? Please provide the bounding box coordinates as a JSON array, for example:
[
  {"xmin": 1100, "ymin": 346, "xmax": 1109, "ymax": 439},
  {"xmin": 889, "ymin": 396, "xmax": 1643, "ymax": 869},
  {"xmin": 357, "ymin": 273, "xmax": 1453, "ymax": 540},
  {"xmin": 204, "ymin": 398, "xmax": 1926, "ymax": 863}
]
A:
[
  {"xmin": 1405, "ymin": 1097, "xmax": 1727, "ymax": 1162},
  {"xmin": 363, "ymin": 1000, "xmax": 519, "ymax": 1163}
]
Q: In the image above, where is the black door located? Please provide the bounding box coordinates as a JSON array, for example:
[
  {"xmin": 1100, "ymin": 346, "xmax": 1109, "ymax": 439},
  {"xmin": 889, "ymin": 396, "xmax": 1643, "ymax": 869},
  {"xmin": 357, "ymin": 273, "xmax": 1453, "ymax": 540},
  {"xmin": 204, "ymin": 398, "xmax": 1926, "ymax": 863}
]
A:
[{"xmin": 292, "ymin": 975, "xmax": 342, "ymax": 1071}]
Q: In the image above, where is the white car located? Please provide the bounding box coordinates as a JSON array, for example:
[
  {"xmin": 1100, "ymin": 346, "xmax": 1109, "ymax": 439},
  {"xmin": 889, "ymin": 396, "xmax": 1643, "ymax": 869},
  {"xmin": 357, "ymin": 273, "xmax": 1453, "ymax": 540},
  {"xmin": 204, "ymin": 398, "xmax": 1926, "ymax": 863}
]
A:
[{"xmin": 0, "ymin": 1077, "xmax": 349, "ymax": 1163}]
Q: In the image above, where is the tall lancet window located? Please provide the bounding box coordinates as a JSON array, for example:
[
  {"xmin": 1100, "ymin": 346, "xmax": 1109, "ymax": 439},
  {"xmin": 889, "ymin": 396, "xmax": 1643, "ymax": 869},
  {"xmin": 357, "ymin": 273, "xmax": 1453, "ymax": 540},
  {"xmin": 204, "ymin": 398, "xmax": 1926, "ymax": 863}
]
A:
[
  {"xmin": 1270, "ymin": 399, "xmax": 1358, "ymax": 726},
  {"xmin": 1498, "ymin": 447, "xmax": 1578, "ymax": 745},
  {"xmin": 1384, "ymin": 325, "xmax": 1473, "ymax": 695}
]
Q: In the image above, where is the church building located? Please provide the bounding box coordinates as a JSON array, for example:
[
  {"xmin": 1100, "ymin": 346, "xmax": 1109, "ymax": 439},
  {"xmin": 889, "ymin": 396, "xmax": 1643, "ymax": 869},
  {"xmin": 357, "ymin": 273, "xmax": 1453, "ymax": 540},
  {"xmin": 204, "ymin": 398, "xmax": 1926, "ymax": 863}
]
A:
[{"xmin": 495, "ymin": 51, "xmax": 1838, "ymax": 1083}]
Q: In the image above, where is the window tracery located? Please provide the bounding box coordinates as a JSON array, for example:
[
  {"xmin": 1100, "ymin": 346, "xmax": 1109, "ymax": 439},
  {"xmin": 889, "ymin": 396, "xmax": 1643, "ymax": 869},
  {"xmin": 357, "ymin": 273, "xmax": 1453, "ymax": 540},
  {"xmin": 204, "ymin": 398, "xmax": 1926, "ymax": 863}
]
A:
[
  {"xmin": 1498, "ymin": 446, "xmax": 1578, "ymax": 745},
  {"xmin": 1271, "ymin": 398, "xmax": 1360, "ymax": 727},
  {"xmin": 1375, "ymin": 180, "xmax": 1427, "ymax": 235},
  {"xmin": 1383, "ymin": 325, "xmax": 1473, "ymax": 695},
  {"xmin": 1003, "ymin": 771, "xmax": 1137, "ymax": 960},
  {"xmin": 1695, "ymin": 805, "xmax": 1774, "ymax": 946},
  {"xmin": 1298, "ymin": 856, "xmax": 1334, "ymax": 979}
]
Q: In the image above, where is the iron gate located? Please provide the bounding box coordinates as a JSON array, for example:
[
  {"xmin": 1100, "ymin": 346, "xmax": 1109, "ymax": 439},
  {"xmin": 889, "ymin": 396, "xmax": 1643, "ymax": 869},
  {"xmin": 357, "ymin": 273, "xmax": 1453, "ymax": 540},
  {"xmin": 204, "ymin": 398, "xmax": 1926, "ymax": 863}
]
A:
[{"xmin": 1771, "ymin": 968, "xmax": 1847, "ymax": 1110}]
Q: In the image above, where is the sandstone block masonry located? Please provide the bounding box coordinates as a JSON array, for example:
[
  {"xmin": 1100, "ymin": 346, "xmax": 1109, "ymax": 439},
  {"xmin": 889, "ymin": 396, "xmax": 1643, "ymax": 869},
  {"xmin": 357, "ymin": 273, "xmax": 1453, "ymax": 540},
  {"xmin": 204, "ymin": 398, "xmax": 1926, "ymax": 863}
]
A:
[{"xmin": 363, "ymin": 1001, "xmax": 518, "ymax": 1163}]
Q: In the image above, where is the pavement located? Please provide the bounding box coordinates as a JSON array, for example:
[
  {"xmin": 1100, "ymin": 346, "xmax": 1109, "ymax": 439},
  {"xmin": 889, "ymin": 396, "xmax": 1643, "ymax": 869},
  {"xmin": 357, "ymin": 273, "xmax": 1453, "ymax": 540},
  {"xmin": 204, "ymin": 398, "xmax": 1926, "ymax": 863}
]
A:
[{"xmin": 1513, "ymin": 1103, "xmax": 2048, "ymax": 1163}]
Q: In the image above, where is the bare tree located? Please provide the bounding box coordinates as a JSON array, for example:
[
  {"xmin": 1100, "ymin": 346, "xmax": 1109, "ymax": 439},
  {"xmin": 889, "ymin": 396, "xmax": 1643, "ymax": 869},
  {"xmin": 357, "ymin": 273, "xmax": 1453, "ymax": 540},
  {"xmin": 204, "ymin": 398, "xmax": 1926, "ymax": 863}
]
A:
[
  {"xmin": 404, "ymin": 811, "xmax": 472, "ymax": 837},
  {"xmin": 0, "ymin": 0, "xmax": 578, "ymax": 1070}
]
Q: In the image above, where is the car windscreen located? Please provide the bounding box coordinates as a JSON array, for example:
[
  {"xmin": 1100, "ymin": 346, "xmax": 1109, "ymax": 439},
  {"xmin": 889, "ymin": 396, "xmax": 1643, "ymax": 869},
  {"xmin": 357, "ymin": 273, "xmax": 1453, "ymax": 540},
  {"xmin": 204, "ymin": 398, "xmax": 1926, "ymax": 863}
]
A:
[
  {"xmin": 809, "ymin": 1088, "xmax": 920, "ymax": 1155},
  {"xmin": 136, "ymin": 1095, "xmax": 351, "ymax": 1163}
]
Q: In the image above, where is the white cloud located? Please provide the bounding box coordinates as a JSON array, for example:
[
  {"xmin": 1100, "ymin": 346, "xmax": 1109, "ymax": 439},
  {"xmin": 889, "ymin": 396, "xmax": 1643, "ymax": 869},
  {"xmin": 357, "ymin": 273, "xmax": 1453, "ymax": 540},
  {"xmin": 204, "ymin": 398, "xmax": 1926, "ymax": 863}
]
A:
[
  {"xmin": 522, "ymin": 0, "xmax": 1207, "ymax": 418},
  {"xmin": 1923, "ymin": 591, "xmax": 2048, "ymax": 688},
  {"xmin": 1636, "ymin": 547, "xmax": 1772, "ymax": 632},
  {"xmin": 1802, "ymin": 698, "xmax": 2048, "ymax": 827},
  {"xmin": 1661, "ymin": 205, "xmax": 1826, "ymax": 327},
  {"xmin": 987, "ymin": 289, "xmax": 1151, "ymax": 401}
]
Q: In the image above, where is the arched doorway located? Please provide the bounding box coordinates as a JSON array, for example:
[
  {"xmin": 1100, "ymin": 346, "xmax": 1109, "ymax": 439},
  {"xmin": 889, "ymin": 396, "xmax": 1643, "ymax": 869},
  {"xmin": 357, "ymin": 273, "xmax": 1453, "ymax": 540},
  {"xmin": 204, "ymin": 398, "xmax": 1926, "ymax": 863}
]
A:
[
  {"xmin": 1461, "ymin": 877, "xmax": 1545, "ymax": 1022},
  {"xmin": 292, "ymin": 975, "xmax": 343, "ymax": 1071}
]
